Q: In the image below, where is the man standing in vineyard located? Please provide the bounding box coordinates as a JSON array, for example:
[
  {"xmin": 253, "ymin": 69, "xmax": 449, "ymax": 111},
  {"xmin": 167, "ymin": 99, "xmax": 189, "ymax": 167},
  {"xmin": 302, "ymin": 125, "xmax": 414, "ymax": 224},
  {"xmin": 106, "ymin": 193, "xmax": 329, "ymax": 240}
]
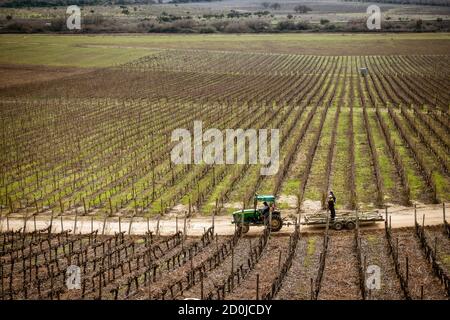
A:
[{"xmin": 328, "ymin": 191, "xmax": 336, "ymax": 221}]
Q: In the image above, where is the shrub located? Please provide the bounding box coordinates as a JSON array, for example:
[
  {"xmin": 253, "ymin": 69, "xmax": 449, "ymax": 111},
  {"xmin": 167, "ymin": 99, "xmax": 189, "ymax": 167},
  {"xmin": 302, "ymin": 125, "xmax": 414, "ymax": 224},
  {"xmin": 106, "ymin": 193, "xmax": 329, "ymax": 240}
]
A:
[
  {"xmin": 277, "ymin": 20, "xmax": 310, "ymax": 31},
  {"xmin": 172, "ymin": 19, "xmax": 195, "ymax": 29},
  {"xmin": 294, "ymin": 5, "xmax": 312, "ymax": 14},
  {"xmin": 158, "ymin": 14, "xmax": 181, "ymax": 23},
  {"xmin": 254, "ymin": 11, "xmax": 270, "ymax": 17},
  {"xmin": 245, "ymin": 19, "xmax": 270, "ymax": 32},
  {"xmin": 199, "ymin": 26, "xmax": 216, "ymax": 33},
  {"xmin": 277, "ymin": 20, "xmax": 297, "ymax": 31},
  {"xmin": 211, "ymin": 20, "xmax": 229, "ymax": 32},
  {"xmin": 84, "ymin": 14, "xmax": 104, "ymax": 25},
  {"xmin": 5, "ymin": 22, "xmax": 31, "ymax": 32},
  {"xmin": 48, "ymin": 18, "xmax": 65, "ymax": 31},
  {"xmin": 227, "ymin": 10, "xmax": 251, "ymax": 19},
  {"xmin": 224, "ymin": 21, "xmax": 251, "ymax": 33},
  {"xmin": 415, "ymin": 19, "xmax": 423, "ymax": 30}
]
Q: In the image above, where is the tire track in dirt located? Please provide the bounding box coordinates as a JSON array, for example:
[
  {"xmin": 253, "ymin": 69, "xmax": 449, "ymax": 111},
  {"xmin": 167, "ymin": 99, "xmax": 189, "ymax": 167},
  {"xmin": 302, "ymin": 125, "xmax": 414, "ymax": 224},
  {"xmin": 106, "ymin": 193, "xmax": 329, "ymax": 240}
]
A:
[
  {"xmin": 178, "ymin": 234, "xmax": 254, "ymax": 299},
  {"xmin": 317, "ymin": 231, "xmax": 361, "ymax": 300},
  {"xmin": 224, "ymin": 235, "xmax": 290, "ymax": 300},
  {"xmin": 425, "ymin": 225, "xmax": 450, "ymax": 275},
  {"xmin": 393, "ymin": 228, "xmax": 448, "ymax": 300},
  {"xmin": 276, "ymin": 234, "xmax": 322, "ymax": 300},
  {"xmin": 360, "ymin": 230, "xmax": 404, "ymax": 300},
  {"xmin": 136, "ymin": 237, "xmax": 225, "ymax": 299}
]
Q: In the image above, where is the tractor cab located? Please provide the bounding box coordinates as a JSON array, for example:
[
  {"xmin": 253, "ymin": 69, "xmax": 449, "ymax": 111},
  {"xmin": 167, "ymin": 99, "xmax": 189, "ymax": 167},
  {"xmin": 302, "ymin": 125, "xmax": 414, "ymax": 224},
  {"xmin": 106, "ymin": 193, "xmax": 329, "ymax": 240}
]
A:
[{"xmin": 232, "ymin": 194, "xmax": 283, "ymax": 233}]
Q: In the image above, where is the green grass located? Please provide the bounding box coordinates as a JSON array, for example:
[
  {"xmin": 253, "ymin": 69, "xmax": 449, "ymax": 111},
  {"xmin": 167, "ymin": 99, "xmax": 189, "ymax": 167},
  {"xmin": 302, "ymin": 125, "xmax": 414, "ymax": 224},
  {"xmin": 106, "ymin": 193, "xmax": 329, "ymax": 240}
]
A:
[
  {"xmin": 0, "ymin": 35, "xmax": 154, "ymax": 67},
  {"xmin": 379, "ymin": 110, "xmax": 425, "ymax": 201},
  {"xmin": 1, "ymin": 33, "xmax": 450, "ymax": 67},
  {"xmin": 331, "ymin": 106, "xmax": 351, "ymax": 209},
  {"xmin": 303, "ymin": 237, "xmax": 317, "ymax": 268},
  {"xmin": 367, "ymin": 110, "xmax": 397, "ymax": 201},
  {"xmin": 442, "ymin": 254, "xmax": 450, "ymax": 267},
  {"xmin": 354, "ymin": 108, "xmax": 378, "ymax": 208},
  {"xmin": 282, "ymin": 179, "xmax": 300, "ymax": 196},
  {"xmin": 304, "ymin": 104, "xmax": 334, "ymax": 202},
  {"xmin": 279, "ymin": 106, "xmax": 318, "ymax": 197},
  {"xmin": 366, "ymin": 235, "xmax": 378, "ymax": 245},
  {"xmin": 434, "ymin": 173, "xmax": 450, "ymax": 202}
]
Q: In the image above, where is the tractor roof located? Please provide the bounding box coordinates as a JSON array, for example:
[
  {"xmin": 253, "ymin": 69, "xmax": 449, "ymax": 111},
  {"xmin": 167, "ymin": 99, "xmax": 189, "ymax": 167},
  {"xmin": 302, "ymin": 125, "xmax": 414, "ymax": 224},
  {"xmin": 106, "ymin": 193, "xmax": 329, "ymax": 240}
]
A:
[
  {"xmin": 232, "ymin": 209, "xmax": 257, "ymax": 215},
  {"xmin": 255, "ymin": 194, "xmax": 275, "ymax": 202}
]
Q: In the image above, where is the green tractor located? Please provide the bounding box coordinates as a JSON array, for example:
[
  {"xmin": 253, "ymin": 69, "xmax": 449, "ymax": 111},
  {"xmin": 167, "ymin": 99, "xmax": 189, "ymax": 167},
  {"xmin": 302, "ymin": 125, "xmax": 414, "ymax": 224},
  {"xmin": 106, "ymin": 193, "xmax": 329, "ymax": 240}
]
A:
[{"xmin": 232, "ymin": 194, "xmax": 283, "ymax": 234}]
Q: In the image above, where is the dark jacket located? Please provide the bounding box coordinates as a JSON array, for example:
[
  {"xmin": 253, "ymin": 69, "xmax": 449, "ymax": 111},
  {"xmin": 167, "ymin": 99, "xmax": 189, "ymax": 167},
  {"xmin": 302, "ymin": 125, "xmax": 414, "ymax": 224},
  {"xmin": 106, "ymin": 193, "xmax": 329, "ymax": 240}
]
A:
[
  {"xmin": 330, "ymin": 193, "xmax": 336, "ymax": 204},
  {"xmin": 327, "ymin": 198, "xmax": 335, "ymax": 209}
]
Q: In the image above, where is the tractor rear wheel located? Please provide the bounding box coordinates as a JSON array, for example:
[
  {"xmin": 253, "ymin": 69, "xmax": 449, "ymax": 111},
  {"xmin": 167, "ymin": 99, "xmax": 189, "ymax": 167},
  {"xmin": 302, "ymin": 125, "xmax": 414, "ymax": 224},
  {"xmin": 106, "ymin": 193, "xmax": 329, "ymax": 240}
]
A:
[{"xmin": 270, "ymin": 216, "xmax": 283, "ymax": 232}]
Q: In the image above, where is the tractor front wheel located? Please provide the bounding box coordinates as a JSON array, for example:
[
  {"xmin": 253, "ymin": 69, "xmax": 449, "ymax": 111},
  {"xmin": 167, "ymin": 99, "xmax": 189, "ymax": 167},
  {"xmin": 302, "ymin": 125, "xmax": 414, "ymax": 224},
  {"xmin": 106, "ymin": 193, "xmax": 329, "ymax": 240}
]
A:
[
  {"xmin": 270, "ymin": 216, "xmax": 283, "ymax": 232},
  {"xmin": 240, "ymin": 224, "xmax": 250, "ymax": 234}
]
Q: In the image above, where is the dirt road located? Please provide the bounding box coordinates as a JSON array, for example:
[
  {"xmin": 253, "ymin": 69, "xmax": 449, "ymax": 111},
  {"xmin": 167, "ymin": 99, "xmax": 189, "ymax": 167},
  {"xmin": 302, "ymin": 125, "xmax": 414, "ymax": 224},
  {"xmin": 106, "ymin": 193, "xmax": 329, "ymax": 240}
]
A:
[{"xmin": 1, "ymin": 204, "xmax": 446, "ymax": 236}]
